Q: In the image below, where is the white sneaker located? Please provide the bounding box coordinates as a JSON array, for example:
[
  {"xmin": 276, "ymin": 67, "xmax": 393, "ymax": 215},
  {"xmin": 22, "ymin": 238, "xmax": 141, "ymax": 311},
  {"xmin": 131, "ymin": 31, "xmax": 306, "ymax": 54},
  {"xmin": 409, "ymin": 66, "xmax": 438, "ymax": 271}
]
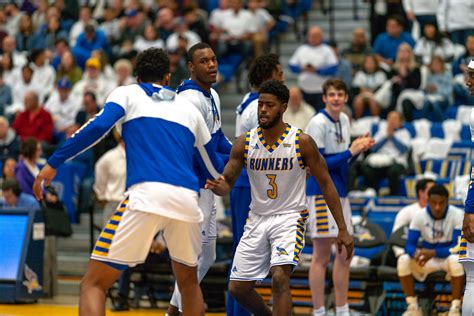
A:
[{"xmin": 402, "ymin": 304, "xmax": 422, "ymax": 316}]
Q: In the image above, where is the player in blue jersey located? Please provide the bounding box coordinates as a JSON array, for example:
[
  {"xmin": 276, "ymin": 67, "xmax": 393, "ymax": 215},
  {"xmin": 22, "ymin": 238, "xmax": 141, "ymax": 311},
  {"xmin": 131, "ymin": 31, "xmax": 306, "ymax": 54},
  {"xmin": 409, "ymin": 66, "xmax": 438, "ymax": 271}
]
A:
[
  {"xmin": 230, "ymin": 53, "xmax": 284, "ymax": 316},
  {"xmin": 305, "ymin": 79, "xmax": 374, "ymax": 316},
  {"xmin": 207, "ymin": 80, "xmax": 353, "ymax": 316},
  {"xmin": 32, "ymin": 48, "xmax": 224, "ymax": 316},
  {"xmin": 167, "ymin": 43, "xmax": 232, "ymax": 315},
  {"xmin": 461, "ymin": 60, "xmax": 474, "ymax": 315}
]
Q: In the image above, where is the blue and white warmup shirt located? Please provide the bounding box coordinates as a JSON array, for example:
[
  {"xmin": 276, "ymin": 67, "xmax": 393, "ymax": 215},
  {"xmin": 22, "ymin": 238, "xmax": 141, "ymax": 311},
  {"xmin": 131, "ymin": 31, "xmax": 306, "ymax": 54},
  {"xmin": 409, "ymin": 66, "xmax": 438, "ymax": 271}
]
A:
[
  {"xmin": 305, "ymin": 110, "xmax": 352, "ymax": 197},
  {"xmin": 460, "ymin": 105, "xmax": 474, "ymax": 262},
  {"xmin": 48, "ymin": 83, "xmax": 224, "ymax": 222},
  {"xmin": 405, "ymin": 205, "xmax": 463, "ymax": 259},
  {"xmin": 177, "ymin": 79, "xmax": 232, "ymax": 165},
  {"xmin": 234, "ymin": 91, "xmax": 260, "ymax": 188}
]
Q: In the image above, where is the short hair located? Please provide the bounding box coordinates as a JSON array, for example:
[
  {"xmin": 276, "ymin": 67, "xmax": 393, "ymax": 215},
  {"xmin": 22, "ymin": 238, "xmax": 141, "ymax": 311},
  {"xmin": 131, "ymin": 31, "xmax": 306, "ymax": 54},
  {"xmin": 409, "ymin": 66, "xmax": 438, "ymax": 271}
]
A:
[
  {"xmin": 428, "ymin": 184, "xmax": 449, "ymax": 198},
  {"xmin": 135, "ymin": 48, "xmax": 170, "ymax": 83},
  {"xmin": 55, "ymin": 38, "xmax": 69, "ymax": 47},
  {"xmin": 84, "ymin": 91, "xmax": 97, "ymax": 102},
  {"xmin": 2, "ymin": 179, "xmax": 21, "ymax": 196},
  {"xmin": 20, "ymin": 137, "xmax": 38, "ymax": 160},
  {"xmin": 415, "ymin": 178, "xmax": 435, "ymax": 198},
  {"xmin": 248, "ymin": 53, "xmax": 280, "ymax": 89},
  {"xmin": 29, "ymin": 48, "xmax": 45, "ymax": 63},
  {"xmin": 387, "ymin": 15, "xmax": 404, "ymax": 26},
  {"xmin": 187, "ymin": 42, "xmax": 212, "ymax": 63},
  {"xmin": 259, "ymin": 80, "xmax": 289, "ymax": 104},
  {"xmin": 322, "ymin": 78, "xmax": 348, "ymax": 95}
]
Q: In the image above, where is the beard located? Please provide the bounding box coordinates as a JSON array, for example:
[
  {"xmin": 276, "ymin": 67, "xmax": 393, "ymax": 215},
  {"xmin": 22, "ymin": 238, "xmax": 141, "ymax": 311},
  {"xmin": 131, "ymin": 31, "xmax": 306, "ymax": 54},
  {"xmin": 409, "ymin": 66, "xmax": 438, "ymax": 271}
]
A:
[{"xmin": 259, "ymin": 112, "xmax": 281, "ymax": 129}]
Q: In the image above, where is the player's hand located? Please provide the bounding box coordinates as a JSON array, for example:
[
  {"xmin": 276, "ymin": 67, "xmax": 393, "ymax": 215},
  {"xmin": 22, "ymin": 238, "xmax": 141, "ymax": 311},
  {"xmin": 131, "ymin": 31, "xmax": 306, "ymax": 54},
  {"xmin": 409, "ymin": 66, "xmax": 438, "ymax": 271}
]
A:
[
  {"xmin": 463, "ymin": 213, "xmax": 474, "ymax": 243},
  {"xmin": 415, "ymin": 249, "xmax": 435, "ymax": 266},
  {"xmin": 150, "ymin": 240, "xmax": 167, "ymax": 254},
  {"xmin": 33, "ymin": 164, "xmax": 57, "ymax": 201},
  {"xmin": 205, "ymin": 176, "xmax": 229, "ymax": 196},
  {"xmin": 336, "ymin": 228, "xmax": 354, "ymax": 261}
]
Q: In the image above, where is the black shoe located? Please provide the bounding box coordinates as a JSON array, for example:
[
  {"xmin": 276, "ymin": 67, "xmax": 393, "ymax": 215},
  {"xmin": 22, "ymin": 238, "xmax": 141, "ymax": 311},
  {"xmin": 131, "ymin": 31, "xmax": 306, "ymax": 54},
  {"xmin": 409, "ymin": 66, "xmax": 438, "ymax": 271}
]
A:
[{"xmin": 111, "ymin": 299, "xmax": 130, "ymax": 312}]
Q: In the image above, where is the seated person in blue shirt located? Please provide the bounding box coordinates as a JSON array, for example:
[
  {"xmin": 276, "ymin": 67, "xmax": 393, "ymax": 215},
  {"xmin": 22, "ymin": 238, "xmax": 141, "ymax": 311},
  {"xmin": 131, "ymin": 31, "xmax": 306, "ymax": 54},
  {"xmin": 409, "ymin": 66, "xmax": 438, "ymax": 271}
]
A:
[
  {"xmin": 1, "ymin": 178, "xmax": 40, "ymax": 210},
  {"xmin": 373, "ymin": 15, "xmax": 416, "ymax": 68},
  {"xmin": 397, "ymin": 185, "xmax": 464, "ymax": 316}
]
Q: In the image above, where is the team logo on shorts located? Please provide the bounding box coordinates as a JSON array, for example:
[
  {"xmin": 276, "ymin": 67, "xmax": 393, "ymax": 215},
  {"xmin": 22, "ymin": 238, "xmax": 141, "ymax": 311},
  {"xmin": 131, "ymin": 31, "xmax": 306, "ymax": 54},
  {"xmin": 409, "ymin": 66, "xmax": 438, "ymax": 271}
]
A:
[
  {"xmin": 232, "ymin": 266, "xmax": 238, "ymax": 272},
  {"xmin": 276, "ymin": 246, "xmax": 288, "ymax": 256}
]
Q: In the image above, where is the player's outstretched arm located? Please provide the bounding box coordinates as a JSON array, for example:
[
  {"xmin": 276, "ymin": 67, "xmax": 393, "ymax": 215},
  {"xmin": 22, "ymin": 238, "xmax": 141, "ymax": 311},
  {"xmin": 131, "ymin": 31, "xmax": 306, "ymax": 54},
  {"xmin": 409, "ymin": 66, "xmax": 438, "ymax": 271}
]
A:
[
  {"xmin": 299, "ymin": 132, "xmax": 354, "ymax": 259},
  {"xmin": 205, "ymin": 134, "xmax": 246, "ymax": 196}
]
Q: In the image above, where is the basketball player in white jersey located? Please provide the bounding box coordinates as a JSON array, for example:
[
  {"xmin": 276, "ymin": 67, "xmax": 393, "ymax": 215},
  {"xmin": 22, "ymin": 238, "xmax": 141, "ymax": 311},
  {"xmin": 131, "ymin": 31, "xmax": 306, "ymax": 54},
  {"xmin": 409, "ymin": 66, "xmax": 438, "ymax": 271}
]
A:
[
  {"xmin": 33, "ymin": 48, "xmax": 224, "ymax": 316},
  {"xmin": 167, "ymin": 43, "xmax": 232, "ymax": 316},
  {"xmin": 305, "ymin": 79, "xmax": 374, "ymax": 316},
  {"xmin": 206, "ymin": 80, "xmax": 354, "ymax": 315},
  {"xmin": 461, "ymin": 60, "xmax": 474, "ymax": 315}
]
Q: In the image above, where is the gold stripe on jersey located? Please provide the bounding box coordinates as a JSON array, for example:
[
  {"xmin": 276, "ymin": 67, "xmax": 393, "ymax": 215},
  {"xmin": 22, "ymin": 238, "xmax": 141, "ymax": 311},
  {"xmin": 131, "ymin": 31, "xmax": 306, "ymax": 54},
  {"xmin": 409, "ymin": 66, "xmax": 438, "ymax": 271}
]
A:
[
  {"xmin": 459, "ymin": 234, "xmax": 467, "ymax": 259},
  {"xmin": 295, "ymin": 129, "xmax": 304, "ymax": 168},
  {"xmin": 257, "ymin": 124, "xmax": 291, "ymax": 153},
  {"xmin": 244, "ymin": 131, "xmax": 251, "ymax": 164},
  {"xmin": 92, "ymin": 197, "xmax": 128, "ymax": 257},
  {"xmin": 293, "ymin": 209, "xmax": 309, "ymax": 264},
  {"xmin": 315, "ymin": 195, "xmax": 329, "ymax": 234}
]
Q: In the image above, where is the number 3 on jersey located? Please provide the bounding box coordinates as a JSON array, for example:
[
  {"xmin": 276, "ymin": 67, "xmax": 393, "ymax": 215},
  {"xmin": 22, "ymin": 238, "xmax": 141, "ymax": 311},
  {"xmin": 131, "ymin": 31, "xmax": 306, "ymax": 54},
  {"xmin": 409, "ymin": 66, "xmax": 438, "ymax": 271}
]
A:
[{"xmin": 266, "ymin": 174, "xmax": 278, "ymax": 199}]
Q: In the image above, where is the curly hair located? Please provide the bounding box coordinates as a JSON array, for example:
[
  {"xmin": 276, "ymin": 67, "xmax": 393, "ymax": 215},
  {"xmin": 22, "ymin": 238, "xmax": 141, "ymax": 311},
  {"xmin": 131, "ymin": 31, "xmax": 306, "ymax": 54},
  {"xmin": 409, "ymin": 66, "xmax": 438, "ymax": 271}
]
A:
[
  {"xmin": 135, "ymin": 48, "xmax": 170, "ymax": 83},
  {"xmin": 259, "ymin": 80, "xmax": 289, "ymax": 104},
  {"xmin": 248, "ymin": 53, "xmax": 280, "ymax": 89}
]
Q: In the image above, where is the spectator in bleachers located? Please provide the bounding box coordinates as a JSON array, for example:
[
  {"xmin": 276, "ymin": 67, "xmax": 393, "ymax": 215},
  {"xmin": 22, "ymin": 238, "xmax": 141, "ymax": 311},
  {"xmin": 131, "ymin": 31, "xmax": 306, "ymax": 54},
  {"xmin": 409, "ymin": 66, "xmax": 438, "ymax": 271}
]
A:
[
  {"xmin": 4, "ymin": 3, "xmax": 24, "ymax": 36},
  {"xmin": 168, "ymin": 49, "xmax": 189, "ymax": 89},
  {"xmin": 45, "ymin": 78, "xmax": 80, "ymax": 137},
  {"xmin": 387, "ymin": 43, "xmax": 421, "ymax": 115},
  {"xmin": 73, "ymin": 91, "xmax": 100, "ymax": 129},
  {"xmin": 133, "ymin": 24, "xmax": 165, "ymax": 52},
  {"xmin": 99, "ymin": 6, "xmax": 121, "ymax": 45},
  {"xmin": 73, "ymin": 23, "xmax": 111, "ymax": 68},
  {"xmin": 453, "ymin": 35, "xmax": 474, "ymax": 105},
  {"xmin": 421, "ymin": 55, "xmax": 453, "ymax": 121},
  {"xmin": 289, "ymin": 26, "xmax": 338, "ymax": 111},
  {"xmin": 282, "ymin": 86, "xmax": 315, "ymax": 129},
  {"xmin": 15, "ymin": 14, "xmax": 37, "ymax": 53},
  {"xmin": 397, "ymin": 185, "xmax": 464, "ymax": 315},
  {"xmin": 342, "ymin": 27, "xmax": 372, "ymax": 74},
  {"xmin": 2, "ymin": 36, "xmax": 27, "ymax": 68},
  {"xmin": 71, "ymin": 57, "xmax": 112, "ymax": 105},
  {"xmin": 114, "ymin": 9, "xmax": 148, "ymax": 53},
  {"xmin": 413, "ymin": 23, "xmax": 454, "ymax": 65},
  {"xmin": 209, "ymin": 0, "xmax": 229, "ymax": 44},
  {"xmin": 373, "ymin": 15, "xmax": 416, "ymax": 68},
  {"xmin": 12, "ymin": 91, "xmax": 53, "ymax": 144},
  {"xmin": 30, "ymin": 48, "xmax": 56, "ymax": 98},
  {"xmin": 212, "ymin": 0, "xmax": 255, "ymax": 59},
  {"xmin": 329, "ymin": 41, "xmax": 353, "ymax": 91},
  {"xmin": 247, "ymin": 0, "xmax": 275, "ymax": 57},
  {"xmin": 15, "ymin": 137, "xmax": 42, "ymax": 197},
  {"xmin": 50, "ymin": 38, "xmax": 69, "ymax": 70},
  {"xmin": 56, "ymin": 50, "xmax": 83, "ymax": 85},
  {"xmin": 352, "ymin": 55, "xmax": 386, "ymax": 119},
  {"xmin": 402, "ymin": 0, "xmax": 439, "ymax": 35},
  {"xmin": 0, "ymin": 116, "xmax": 19, "ymax": 163},
  {"xmin": 0, "ymin": 178, "xmax": 39, "ymax": 210},
  {"xmin": 183, "ymin": 5, "xmax": 209, "ymax": 44},
  {"xmin": 2, "ymin": 157, "xmax": 16, "ymax": 181},
  {"xmin": 0, "ymin": 11, "xmax": 9, "ymax": 44},
  {"xmin": 0, "ymin": 52, "xmax": 16, "ymax": 87},
  {"xmin": 437, "ymin": 0, "xmax": 474, "ymax": 45},
  {"xmin": 69, "ymin": 6, "xmax": 93, "ymax": 47},
  {"xmin": 361, "ymin": 111, "xmax": 411, "ymax": 195},
  {"xmin": 112, "ymin": 59, "xmax": 135, "ymax": 88},
  {"xmin": 154, "ymin": 7, "xmax": 175, "ymax": 42},
  {"xmin": 11, "ymin": 65, "xmax": 44, "ymax": 113},
  {"xmin": 90, "ymin": 49, "xmax": 115, "ymax": 82},
  {"xmin": 0, "ymin": 66, "xmax": 12, "ymax": 116},
  {"xmin": 391, "ymin": 178, "xmax": 436, "ymax": 258},
  {"xmin": 31, "ymin": 0, "xmax": 47, "ymax": 30},
  {"xmin": 166, "ymin": 18, "xmax": 201, "ymax": 52},
  {"xmin": 35, "ymin": 16, "xmax": 68, "ymax": 52}
]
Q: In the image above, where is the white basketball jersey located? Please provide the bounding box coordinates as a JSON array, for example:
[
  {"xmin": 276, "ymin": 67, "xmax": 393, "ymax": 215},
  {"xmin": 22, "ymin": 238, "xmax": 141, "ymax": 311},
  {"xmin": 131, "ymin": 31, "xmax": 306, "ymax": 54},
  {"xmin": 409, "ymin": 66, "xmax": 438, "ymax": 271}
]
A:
[{"xmin": 245, "ymin": 124, "xmax": 307, "ymax": 216}]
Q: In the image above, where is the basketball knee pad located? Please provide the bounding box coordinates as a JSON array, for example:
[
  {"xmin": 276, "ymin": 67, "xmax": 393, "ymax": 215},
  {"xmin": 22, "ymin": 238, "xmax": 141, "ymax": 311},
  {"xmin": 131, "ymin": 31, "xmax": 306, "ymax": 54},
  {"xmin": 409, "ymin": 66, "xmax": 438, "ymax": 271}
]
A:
[
  {"xmin": 447, "ymin": 255, "xmax": 465, "ymax": 277},
  {"xmin": 397, "ymin": 254, "xmax": 412, "ymax": 277}
]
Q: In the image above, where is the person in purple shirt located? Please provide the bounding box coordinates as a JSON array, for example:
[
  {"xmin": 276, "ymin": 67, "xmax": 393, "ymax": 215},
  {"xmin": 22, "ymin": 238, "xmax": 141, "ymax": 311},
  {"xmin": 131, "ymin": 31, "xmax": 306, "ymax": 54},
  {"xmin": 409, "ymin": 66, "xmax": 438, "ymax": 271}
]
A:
[
  {"xmin": 1, "ymin": 178, "xmax": 40, "ymax": 210},
  {"xmin": 373, "ymin": 15, "xmax": 416, "ymax": 67},
  {"xmin": 15, "ymin": 137, "xmax": 42, "ymax": 197}
]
